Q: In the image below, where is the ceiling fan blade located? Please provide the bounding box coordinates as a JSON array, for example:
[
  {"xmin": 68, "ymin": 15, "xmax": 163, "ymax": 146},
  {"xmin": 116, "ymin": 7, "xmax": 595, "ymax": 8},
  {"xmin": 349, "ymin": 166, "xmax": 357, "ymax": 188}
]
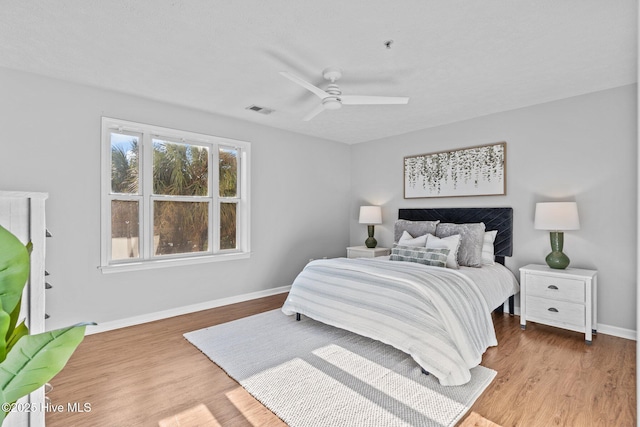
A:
[
  {"xmin": 303, "ymin": 104, "xmax": 325, "ymax": 121},
  {"xmin": 340, "ymin": 95, "xmax": 409, "ymax": 105},
  {"xmin": 279, "ymin": 71, "xmax": 329, "ymax": 99}
]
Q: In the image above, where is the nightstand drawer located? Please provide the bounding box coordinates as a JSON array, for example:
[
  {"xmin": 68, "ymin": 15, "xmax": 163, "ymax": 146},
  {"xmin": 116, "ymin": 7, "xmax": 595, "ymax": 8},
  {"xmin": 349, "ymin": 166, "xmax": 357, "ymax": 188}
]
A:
[
  {"xmin": 526, "ymin": 295, "xmax": 585, "ymax": 328},
  {"xmin": 526, "ymin": 274, "xmax": 585, "ymax": 302}
]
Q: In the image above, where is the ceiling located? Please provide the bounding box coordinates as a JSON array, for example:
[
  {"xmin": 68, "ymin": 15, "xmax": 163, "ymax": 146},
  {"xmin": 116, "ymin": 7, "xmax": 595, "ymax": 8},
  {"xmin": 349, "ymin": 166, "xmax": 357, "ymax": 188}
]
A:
[{"xmin": 1, "ymin": 1, "xmax": 636, "ymax": 144}]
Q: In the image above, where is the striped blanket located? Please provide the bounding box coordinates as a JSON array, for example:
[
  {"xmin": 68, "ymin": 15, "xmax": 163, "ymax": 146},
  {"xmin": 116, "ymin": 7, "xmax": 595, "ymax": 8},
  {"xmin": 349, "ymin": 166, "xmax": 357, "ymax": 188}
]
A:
[{"xmin": 281, "ymin": 257, "xmax": 498, "ymax": 386}]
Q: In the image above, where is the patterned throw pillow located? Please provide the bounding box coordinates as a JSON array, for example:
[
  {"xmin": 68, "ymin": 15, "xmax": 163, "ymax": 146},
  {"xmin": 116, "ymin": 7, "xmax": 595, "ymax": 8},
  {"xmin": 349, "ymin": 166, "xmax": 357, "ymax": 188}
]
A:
[
  {"xmin": 389, "ymin": 244, "xmax": 450, "ymax": 268},
  {"xmin": 426, "ymin": 233, "xmax": 462, "ymax": 269}
]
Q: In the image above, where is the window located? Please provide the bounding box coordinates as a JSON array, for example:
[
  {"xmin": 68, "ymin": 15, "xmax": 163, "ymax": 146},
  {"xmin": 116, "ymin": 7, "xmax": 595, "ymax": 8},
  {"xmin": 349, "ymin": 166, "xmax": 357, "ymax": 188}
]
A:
[{"xmin": 101, "ymin": 117, "xmax": 250, "ymax": 272}]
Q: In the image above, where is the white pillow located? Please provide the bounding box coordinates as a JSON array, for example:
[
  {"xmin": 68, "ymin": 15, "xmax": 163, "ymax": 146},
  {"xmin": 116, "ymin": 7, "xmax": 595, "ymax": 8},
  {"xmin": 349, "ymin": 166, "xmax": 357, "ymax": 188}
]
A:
[
  {"xmin": 482, "ymin": 230, "xmax": 498, "ymax": 265},
  {"xmin": 426, "ymin": 233, "xmax": 461, "ymax": 269},
  {"xmin": 398, "ymin": 230, "xmax": 428, "ymax": 247}
]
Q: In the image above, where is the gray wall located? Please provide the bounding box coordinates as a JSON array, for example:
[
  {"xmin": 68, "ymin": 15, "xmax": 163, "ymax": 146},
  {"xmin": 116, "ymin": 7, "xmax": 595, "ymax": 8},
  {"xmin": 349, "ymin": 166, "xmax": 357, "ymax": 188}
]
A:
[
  {"xmin": 350, "ymin": 84, "xmax": 637, "ymax": 332},
  {"xmin": 0, "ymin": 67, "xmax": 351, "ymax": 329},
  {"xmin": 0, "ymin": 66, "xmax": 635, "ymax": 334}
]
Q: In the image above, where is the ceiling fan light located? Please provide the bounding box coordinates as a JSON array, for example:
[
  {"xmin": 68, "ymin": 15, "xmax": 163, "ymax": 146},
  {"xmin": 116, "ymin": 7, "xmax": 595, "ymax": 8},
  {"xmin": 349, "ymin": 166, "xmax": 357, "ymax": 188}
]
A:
[
  {"xmin": 323, "ymin": 98, "xmax": 342, "ymax": 110},
  {"xmin": 282, "ymin": 67, "xmax": 407, "ymax": 121}
]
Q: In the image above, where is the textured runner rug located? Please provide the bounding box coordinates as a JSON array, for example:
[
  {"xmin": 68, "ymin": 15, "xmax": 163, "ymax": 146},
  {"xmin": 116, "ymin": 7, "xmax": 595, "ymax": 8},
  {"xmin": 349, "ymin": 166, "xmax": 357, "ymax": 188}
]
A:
[{"xmin": 184, "ymin": 309, "xmax": 496, "ymax": 427}]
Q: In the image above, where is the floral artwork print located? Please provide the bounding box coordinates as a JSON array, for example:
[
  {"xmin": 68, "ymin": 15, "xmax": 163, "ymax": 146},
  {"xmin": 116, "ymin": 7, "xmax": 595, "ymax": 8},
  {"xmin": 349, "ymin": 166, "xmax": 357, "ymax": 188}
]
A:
[{"xmin": 404, "ymin": 142, "xmax": 506, "ymax": 198}]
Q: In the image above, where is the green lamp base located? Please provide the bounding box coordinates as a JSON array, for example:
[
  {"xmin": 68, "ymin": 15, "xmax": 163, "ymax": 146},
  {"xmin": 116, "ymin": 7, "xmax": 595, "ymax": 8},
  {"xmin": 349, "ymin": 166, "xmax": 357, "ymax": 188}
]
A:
[
  {"xmin": 365, "ymin": 225, "xmax": 377, "ymax": 248},
  {"xmin": 545, "ymin": 251, "xmax": 570, "ymax": 269},
  {"xmin": 545, "ymin": 231, "xmax": 570, "ymax": 269}
]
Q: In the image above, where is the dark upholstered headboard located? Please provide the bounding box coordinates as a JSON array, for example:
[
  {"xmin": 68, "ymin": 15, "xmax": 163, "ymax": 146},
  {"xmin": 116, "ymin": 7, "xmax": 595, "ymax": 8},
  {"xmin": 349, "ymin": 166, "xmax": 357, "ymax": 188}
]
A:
[{"xmin": 398, "ymin": 207, "xmax": 513, "ymax": 265}]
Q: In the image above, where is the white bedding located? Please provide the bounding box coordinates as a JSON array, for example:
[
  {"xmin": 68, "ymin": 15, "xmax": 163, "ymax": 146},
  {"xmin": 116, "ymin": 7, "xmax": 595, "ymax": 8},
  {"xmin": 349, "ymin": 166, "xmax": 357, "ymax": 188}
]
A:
[
  {"xmin": 456, "ymin": 263, "xmax": 520, "ymax": 311},
  {"xmin": 282, "ymin": 257, "xmax": 519, "ymax": 386},
  {"xmin": 373, "ymin": 256, "xmax": 519, "ymax": 310}
]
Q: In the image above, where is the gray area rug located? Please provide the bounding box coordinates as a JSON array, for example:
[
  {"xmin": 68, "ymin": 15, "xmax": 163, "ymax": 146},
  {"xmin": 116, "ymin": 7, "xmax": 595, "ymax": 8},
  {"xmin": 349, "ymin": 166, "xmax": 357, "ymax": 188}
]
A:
[{"xmin": 184, "ymin": 309, "xmax": 496, "ymax": 427}]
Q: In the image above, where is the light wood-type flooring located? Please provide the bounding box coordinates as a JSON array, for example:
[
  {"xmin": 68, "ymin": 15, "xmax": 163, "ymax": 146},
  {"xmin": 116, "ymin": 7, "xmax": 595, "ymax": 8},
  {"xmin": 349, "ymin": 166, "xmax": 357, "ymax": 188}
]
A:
[{"xmin": 47, "ymin": 293, "xmax": 635, "ymax": 426}]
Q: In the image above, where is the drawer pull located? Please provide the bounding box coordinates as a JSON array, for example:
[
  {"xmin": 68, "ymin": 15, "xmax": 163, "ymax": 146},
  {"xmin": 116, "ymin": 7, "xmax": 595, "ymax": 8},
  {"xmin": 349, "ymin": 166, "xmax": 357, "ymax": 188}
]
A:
[
  {"xmin": 548, "ymin": 307, "xmax": 559, "ymax": 313},
  {"xmin": 547, "ymin": 285, "xmax": 559, "ymax": 290}
]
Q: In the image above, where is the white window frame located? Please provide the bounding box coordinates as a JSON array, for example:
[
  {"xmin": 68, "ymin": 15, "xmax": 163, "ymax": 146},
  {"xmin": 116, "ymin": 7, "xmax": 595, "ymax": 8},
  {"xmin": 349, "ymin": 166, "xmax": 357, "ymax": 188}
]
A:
[{"xmin": 100, "ymin": 117, "xmax": 251, "ymax": 273}]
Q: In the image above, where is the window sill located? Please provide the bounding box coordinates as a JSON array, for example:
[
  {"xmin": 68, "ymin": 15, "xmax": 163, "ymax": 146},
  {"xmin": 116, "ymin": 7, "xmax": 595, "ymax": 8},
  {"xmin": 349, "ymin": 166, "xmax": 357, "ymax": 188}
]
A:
[{"xmin": 99, "ymin": 251, "xmax": 251, "ymax": 274}]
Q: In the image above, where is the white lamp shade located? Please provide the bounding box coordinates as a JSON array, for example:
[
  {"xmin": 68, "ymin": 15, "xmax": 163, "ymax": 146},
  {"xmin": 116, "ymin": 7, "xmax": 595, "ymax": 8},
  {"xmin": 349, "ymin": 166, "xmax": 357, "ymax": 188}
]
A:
[
  {"xmin": 359, "ymin": 206, "xmax": 382, "ymax": 225},
  {"xmin": 534, "ymin": 202, "xmax": 580, "ymax": 231}
]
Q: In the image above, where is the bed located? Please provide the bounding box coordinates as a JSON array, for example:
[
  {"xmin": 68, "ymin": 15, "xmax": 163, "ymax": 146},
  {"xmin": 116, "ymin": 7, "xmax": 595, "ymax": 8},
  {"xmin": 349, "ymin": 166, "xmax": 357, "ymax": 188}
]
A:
[{"xmin": 281, "ymin": 207, "xmax": 519, "ymax": 386}]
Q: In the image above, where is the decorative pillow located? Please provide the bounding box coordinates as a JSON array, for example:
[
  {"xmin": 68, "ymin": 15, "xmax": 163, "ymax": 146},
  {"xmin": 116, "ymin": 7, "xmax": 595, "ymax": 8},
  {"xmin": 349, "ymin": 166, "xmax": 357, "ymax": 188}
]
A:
[
  {"xmin": 389, "ymin": 244, "xmax": 449, "ymax": 268},
  {"xmin": 394, "ymin": 220, "xmax": 439, "ymax": 243},
  {"xmin": 426, "ymin": 233, "xmax": 462, "ymax": 269},
  {"xmin": 482, "ymin": 230, "xmax": 498, "ymax": 265},
  {"xmin": 435, "ymin": 222, "xmax": 486, "ymax": 267},
  {"xmin": 398, "ymin": 230, "xmax": 428, "ymax": 247}
]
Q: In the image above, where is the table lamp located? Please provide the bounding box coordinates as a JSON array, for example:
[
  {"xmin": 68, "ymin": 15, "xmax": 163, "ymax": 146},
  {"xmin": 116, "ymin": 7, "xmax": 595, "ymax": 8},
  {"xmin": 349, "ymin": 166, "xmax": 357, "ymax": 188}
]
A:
[
  {"xmin": 534, "ymin": 202, "xmax": 580, "ymax": 269},
  {"xmin": 359, "ymin": 206, "xmax": 382, "ymax": 248}
]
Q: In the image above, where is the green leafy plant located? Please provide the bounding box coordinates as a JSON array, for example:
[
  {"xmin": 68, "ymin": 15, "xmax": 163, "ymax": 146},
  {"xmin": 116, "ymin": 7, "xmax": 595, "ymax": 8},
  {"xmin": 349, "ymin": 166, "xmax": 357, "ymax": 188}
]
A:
[{"xmin": 0, "ymin": 225, "xmax": 91, "ymax": 425}]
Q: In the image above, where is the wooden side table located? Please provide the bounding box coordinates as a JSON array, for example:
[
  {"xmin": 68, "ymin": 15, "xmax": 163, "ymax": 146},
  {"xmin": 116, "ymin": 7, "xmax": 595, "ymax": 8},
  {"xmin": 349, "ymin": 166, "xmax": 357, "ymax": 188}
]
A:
[
  {"xmin": 347, "ymin": 246, "xmax": 391, "ymax": 259},
  {"xmin": 519, "ymin": 264, "xmax": 597, "ymax": 344}
]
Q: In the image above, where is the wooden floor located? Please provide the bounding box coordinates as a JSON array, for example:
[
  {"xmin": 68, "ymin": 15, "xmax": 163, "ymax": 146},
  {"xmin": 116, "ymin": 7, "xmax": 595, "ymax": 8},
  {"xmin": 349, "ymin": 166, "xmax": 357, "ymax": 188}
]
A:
[{"xmin": 47, "ymin": 293, "xmax": 636, "ymax": 427}]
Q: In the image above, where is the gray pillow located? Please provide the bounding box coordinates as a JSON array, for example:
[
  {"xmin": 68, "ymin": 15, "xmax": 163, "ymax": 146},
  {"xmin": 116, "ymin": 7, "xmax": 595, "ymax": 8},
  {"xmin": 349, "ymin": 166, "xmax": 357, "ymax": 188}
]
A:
[
  {"xmin": 435, "ymin": 222, "xmax": 486, "ymax": 267},
  {"xmin": 394, "ymin": 220, "xmax": 439, "ymax": 243}
]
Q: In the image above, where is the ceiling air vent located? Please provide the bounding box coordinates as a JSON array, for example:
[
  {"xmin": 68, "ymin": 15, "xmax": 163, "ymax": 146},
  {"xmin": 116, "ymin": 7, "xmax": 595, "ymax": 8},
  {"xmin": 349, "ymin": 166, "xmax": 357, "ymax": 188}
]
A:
[{"xmin": 245, "ymin": 104, "xmax": 275, "ymax": 115}]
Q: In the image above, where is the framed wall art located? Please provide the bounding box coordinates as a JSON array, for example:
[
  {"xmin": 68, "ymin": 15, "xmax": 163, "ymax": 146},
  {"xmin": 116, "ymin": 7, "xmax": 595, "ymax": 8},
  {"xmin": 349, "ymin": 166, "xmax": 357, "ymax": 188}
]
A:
[{"xmin": 404, "ymin": 142, "xmax": 506, "ymax": 198}]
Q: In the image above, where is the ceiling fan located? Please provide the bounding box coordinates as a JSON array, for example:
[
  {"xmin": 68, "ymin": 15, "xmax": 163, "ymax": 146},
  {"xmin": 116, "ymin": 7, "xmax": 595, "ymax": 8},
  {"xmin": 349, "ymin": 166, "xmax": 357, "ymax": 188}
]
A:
[{"xmin": 279, "ymin": 67, "xmax": 409, "ymax": 121}]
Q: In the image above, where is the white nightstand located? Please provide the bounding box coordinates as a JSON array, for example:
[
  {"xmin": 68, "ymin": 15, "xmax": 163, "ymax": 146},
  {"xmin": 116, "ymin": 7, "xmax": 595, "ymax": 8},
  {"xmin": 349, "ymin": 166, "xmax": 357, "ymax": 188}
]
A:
[
  {"xmin": 519, "ymin": 264, "xmax": 597, "ymax": 344},
  {"xmin": 347, "ymin": 246, "xmax": 391, "ymax": 259}
]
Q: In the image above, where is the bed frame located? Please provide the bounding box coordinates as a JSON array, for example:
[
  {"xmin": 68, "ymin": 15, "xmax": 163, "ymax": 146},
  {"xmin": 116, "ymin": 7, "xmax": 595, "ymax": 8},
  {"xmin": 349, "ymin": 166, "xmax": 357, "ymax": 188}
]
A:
[{"xmin": 398, "ymin": 207, "xmax": 515, "ymax": 314}]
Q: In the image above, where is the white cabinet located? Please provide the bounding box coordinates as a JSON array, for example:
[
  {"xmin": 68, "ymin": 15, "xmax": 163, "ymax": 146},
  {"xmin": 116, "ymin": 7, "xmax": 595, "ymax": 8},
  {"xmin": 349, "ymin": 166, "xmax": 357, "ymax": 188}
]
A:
[
  {"xmin": 347, "ymin": 246, "xmax": 391, "ymax": 259},
  {"xmin": 519, "ymin": 264, "xmax": 597, "ymax": 344},
  {"xmin": 0, "ymin": 191, "xmax": 48, "ymax": 427}
]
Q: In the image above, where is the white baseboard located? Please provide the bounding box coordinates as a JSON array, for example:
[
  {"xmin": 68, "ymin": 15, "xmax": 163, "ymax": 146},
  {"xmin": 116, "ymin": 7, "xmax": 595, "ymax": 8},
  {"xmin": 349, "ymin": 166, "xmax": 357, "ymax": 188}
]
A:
[
  {"xmin": 86, "ymin": 285, "xmax": 292, "ymax": 335},
  {"xmin": 597, "ymin": 324, "xmax": 637, "ymax": 341},
  {"xmin": 508, "ymin": 306, "xmax": 636, "ymax": 341},
  {"xmin": 88, "ymin": 292, "xmax": 637, "ymax": 342}
]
